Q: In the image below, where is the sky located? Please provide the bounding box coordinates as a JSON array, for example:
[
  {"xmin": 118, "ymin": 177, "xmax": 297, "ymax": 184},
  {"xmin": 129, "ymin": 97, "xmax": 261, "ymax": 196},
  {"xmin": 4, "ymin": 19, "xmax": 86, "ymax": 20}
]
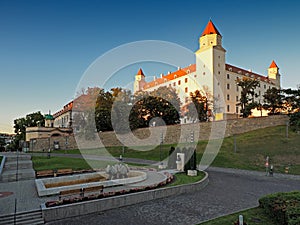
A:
[{"xmin": 0, "ymin": 0, "xmax": 300, "ymax": 134}]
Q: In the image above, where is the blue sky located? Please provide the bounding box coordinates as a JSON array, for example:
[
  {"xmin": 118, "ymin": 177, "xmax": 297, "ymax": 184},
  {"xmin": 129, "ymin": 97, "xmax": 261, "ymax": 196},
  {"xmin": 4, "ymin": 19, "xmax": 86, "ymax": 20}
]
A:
[{"xmin": 1, "ymin": 0, "xmax": 300, "ymax": 133}]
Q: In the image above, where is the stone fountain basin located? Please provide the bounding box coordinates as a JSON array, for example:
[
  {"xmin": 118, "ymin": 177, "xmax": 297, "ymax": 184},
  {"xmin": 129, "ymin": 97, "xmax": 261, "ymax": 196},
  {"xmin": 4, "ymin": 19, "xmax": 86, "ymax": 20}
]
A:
[{"xmin": 35, "ymin": 171, "xmax": 147, "ymax": 197}]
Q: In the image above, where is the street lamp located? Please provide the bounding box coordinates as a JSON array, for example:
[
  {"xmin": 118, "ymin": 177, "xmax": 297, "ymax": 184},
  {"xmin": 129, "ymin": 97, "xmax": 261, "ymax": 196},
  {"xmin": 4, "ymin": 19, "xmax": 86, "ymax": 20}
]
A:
[{"xmin": 160, "ymin": 133, "xmax": 163, "ymax": 163}]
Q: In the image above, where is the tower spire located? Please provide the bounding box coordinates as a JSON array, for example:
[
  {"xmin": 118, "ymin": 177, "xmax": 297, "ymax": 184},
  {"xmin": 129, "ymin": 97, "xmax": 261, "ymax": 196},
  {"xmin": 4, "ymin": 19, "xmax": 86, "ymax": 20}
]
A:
[
  {"xmin": 201, "ymin": 20, "xmax": 221, "ymax": 37},
  {"xmin": 269, "ymin": 60, "xmax": 278, "ymax": 68}
]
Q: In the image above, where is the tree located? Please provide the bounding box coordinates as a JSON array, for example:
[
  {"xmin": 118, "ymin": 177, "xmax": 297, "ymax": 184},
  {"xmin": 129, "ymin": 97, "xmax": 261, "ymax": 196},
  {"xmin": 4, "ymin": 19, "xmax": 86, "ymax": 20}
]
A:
[
  {"xmin": 283, "ymin": 88, "xmax": 300, "ymax": 112},
  {"xmin": 95, "ymin": 89, "xmax": 113, "ymax": 132},
  {"xmin": 236, "ymin": 77, "xmax": 259, "ymax": 118},
  {"xmin": 130, "ymin": 87, "xmax": 181, "ymax": 129},
  {"xmin": 263, "ymin": 87, "xmax": 284, "ymax": 115},
  {"xmin": 186, "ymin": 90, "xmax": 208, "ymax": 122}
]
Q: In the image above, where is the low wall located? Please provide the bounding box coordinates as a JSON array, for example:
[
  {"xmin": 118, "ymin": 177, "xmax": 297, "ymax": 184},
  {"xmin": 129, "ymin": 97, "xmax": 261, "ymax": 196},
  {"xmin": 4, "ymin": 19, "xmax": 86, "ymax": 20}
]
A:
[
  {"xmin": 41, "ymin": 172, "xmax": 209, "ymax": 222},
  {"xmin": 33, "ymin": 115, "xmax": 289, "ymax": 151}
]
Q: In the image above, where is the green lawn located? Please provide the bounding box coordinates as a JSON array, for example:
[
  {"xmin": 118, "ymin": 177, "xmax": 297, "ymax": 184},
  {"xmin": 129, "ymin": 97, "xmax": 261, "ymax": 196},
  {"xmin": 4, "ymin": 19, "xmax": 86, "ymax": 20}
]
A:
[
  {"xmin": 210, "ymin": 125, "xmax": 300, "ymax": 174},
  {"xmin": 199, "ymin": 207, "xmax": 278, "ymax": 225},
  {"xmin": 165, "ymin": 171, "xmax": 206, "ymax": 187},
  {"xmin": 45, "ymin": 125, "xmax": 300, "ymax": 174},
  {"xmin": 32, "ymin": 156, "xmax": 155, "ymax": 171},
  {"xmin": 32, "ymin": 156, "xmax": 112, "ymax": 171}
]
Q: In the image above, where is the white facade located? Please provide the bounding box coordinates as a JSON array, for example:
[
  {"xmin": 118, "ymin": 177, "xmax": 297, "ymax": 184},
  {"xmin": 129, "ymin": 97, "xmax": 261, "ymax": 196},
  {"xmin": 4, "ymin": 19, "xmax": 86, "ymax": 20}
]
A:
[{"xmin": 134, "ymin": 20, "xmax": 281, "ymax": 120}]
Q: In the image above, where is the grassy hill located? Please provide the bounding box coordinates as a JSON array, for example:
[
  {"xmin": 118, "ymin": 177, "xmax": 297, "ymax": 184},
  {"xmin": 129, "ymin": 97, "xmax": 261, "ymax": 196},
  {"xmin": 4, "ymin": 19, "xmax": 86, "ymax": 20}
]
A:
[{"xmin": 50, "ymin": 125, "xmax": 300, "ymax": 175}]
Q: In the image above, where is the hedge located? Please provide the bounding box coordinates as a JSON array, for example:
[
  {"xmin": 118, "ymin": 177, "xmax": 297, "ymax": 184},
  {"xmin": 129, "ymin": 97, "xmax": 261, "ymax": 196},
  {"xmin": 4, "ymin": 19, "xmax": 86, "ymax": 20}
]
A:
[{"xmin": 259, "ymin": 191, "xmax": 300, "ymax": 225}]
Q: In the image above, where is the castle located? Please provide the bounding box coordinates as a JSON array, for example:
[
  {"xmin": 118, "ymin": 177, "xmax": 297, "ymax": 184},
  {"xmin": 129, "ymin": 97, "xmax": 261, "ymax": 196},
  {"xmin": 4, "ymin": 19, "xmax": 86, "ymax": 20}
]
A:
[{"xmin": 134, "ymin": 20, "xmax": 281, "ymax": 121}]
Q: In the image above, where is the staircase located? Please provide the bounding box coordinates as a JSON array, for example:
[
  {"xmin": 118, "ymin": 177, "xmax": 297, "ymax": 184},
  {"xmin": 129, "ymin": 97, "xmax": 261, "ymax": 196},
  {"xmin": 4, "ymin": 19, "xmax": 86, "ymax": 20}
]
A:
[
  {"xmin": 0, "ymin": 209, "xmax": 44, "ymax": 225},
  {"xmin": 0, "ymin": 154, "xmax": 35, "ymax": 182}
]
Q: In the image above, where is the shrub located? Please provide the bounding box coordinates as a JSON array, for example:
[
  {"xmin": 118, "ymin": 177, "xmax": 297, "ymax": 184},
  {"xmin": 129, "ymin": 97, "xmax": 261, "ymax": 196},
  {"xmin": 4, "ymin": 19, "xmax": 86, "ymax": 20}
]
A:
[{"xmin": 259, "ymin": 191, "xmax": 300, "ymax": 225}]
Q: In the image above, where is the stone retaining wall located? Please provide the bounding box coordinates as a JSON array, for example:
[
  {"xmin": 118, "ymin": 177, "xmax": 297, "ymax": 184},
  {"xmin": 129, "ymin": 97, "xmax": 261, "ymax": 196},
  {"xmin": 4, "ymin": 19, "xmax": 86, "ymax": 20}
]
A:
[
  {"xmin": 41, "ymin": 171, "xmax": 209, "ymax": 222},
  {"xmin": 33, "ymin": 115, "xmax": 288, "ymax": 151}
]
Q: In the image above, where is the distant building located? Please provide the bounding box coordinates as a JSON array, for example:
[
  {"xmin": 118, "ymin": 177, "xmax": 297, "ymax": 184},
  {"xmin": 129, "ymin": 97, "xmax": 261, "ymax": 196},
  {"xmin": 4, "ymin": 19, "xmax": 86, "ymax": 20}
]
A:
[{"xmin": 134, "ymin": 20, "xmax": 281, "ymax": 121}]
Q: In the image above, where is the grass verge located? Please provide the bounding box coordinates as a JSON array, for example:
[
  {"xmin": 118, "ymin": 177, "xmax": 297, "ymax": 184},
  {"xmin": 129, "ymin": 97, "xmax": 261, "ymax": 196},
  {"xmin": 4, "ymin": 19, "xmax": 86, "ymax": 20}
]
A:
[
  {"xmin": 165, "ymin": 171, "xmax": 206, "ymax": 187},
  {"xmin": 199, "ymin": 207, "xmax": 279, "ymax": 225}
]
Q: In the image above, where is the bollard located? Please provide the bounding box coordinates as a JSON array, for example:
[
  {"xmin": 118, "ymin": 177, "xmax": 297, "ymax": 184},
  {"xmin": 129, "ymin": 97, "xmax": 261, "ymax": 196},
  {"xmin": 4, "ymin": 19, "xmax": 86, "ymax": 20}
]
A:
[{"xmin": 239, "ymin": 215, "xmax": 243, "ymax": 225}]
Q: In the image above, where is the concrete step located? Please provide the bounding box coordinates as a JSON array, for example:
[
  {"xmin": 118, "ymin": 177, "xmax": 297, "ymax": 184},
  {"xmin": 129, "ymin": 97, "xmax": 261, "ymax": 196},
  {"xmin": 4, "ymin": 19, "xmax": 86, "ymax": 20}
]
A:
[
  {"xmin": 4, "ymin": 160, "xmax": 33, "ymax": 170},
  {"xmin": 0, "ymin": 209, "xmax": 44, "ymax": 225}
]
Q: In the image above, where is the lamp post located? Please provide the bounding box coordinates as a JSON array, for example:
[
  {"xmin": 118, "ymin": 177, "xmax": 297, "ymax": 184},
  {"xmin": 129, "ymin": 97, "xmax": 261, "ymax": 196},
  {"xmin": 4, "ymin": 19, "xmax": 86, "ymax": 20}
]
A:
[{"xmin": 160, "ymin": 133, "xmax": 163, "ymax": 163}]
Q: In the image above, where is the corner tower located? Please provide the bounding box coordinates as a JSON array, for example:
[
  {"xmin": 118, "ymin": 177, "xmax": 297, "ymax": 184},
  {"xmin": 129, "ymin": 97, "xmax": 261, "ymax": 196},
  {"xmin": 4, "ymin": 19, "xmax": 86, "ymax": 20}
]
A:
[
  {"xmin": 195, "ymin": 20, "xmax": 226, "ymax": 117},
  {"xmin": 134, "ymin": 68, "xmax": 146, "ymax": 93},
  {"xmin": 268, "ymin": 60, "xmax": 281, "ymax": 88}
]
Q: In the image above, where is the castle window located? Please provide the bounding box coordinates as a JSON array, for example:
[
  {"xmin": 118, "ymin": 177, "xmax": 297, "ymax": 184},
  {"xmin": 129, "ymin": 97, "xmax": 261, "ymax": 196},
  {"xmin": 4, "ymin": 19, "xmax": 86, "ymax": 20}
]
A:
[
  {"xmin": 185, "ymin": 78, "xmax": 188, "ymax": 83},
  {"xmin": 185, "ymin": 87, "xmax": 188, "ymax": 93},
  {"xmin": 203, "ymin": 72, "xmax": 206, "ymax": 75},
  {"xmin": 187, "ymin": 70, "xmax": 190, "ymax": 73},
  {"xmin": 227, "ymin": 94, "xmax": 230, "ymax": 101},
  {"xmin": 236, "ymin": 106, "xmax": 239, "ymax": 114},
  {"xmin": 218, "ymin": 56, "xmax": 220, "ymax": 59},
  {"xmin": 259, "ymin": 91, "xmax": 261, "ymax": 96},
  {"xmin": 227, "ymin": 83, "xmax": 230, "ymax": 90},
  {"xmin": 236, "ymin": 96, "xmax": 239, "ymax": 101},
  {"xmin": 227, "ymin": 74, "xmax": 230, "ymax": 79},
  {"xmin": 264, "ymin": 84, "xmax": 266, "ymax": 89},
  {"xmin": 194, "ymin": 74, "xmax": 197, "ymax": 78},
  {"xmin": 227, "ymin": 105, "xmax": 230, "ymax": 112},
  {"xmin": 178, "ymin": 80, "xmax": 181, "ymax": 85},
  {"xmin": 218, "ymin": 71, "xmax": 220, "ymax": 75},
  {"xmin": 173, "ymin": 82, "xmax": 176, "ymax": 86}
]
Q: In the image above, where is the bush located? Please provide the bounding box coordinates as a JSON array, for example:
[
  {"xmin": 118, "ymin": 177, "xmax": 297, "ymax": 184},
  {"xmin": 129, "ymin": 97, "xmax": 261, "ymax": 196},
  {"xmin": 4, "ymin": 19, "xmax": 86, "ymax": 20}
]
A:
[{"xmin": 259, "ymin": 191, "xmax": 300, "ymax": 225}]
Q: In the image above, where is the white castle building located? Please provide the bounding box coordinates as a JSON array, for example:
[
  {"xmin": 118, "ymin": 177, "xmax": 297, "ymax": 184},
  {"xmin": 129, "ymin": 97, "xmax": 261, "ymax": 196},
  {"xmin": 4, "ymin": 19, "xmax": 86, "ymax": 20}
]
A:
[{"xmin": 134, "ymin": 20, "xmax": 281, "ymax": 121}]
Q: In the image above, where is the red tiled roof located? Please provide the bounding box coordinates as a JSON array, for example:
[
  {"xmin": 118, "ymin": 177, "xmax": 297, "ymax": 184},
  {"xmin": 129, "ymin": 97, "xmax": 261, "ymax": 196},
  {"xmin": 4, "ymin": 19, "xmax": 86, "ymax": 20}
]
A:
[
  {"xmin": 143, "ymin": 64, "xmax": 196, "ymax": 90},
  {"xmin": 53, "ymin": 101, "xmax": 73, "ymax": 118},
  {"xmin": 225, "ymin": 64, "xmax": 274, "ymax": 84},
  {"xmin": 269, "ymin": 60, "xmax": 278, "ymax": 68},
  {"xmin": 201, "ymin": 20, "xmax": 221, "ymax": 37}
]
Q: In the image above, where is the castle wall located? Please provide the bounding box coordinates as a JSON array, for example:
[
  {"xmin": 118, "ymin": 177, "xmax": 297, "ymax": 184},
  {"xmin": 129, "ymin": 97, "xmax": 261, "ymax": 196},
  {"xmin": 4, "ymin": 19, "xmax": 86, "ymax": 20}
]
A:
[{"xmin": 30, "ymin": 115, "xmax": 288, "ymax": 151}]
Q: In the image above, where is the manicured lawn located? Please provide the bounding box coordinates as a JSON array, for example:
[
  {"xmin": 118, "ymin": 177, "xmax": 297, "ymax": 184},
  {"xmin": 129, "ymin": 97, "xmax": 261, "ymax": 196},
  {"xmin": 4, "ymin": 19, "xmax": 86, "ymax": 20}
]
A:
[
  {"xmin": 32, "ymin": 156, "xmax": 154, "ymax": 171},
  {"xmin": 32, "ymin": 156, "xmax": 111, "ymax": 171},
  {"xmin": 199, "ymin": 207, "xmax": 279, "ymax": 225},
  {"xmin": 210, "ymin": 125, "xmax": 300, "ymax": 174},
  {"xmin": 165, "ymin": 171, "xmax": 206, "ymax": 187}
]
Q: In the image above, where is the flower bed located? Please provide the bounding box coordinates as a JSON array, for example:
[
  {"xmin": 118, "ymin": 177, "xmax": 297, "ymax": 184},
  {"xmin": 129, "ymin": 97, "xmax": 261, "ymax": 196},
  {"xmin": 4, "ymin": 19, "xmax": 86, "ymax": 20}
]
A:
[{"xmin": 45, "ymin": 172, "xmax": 173, "ymax": 208}]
